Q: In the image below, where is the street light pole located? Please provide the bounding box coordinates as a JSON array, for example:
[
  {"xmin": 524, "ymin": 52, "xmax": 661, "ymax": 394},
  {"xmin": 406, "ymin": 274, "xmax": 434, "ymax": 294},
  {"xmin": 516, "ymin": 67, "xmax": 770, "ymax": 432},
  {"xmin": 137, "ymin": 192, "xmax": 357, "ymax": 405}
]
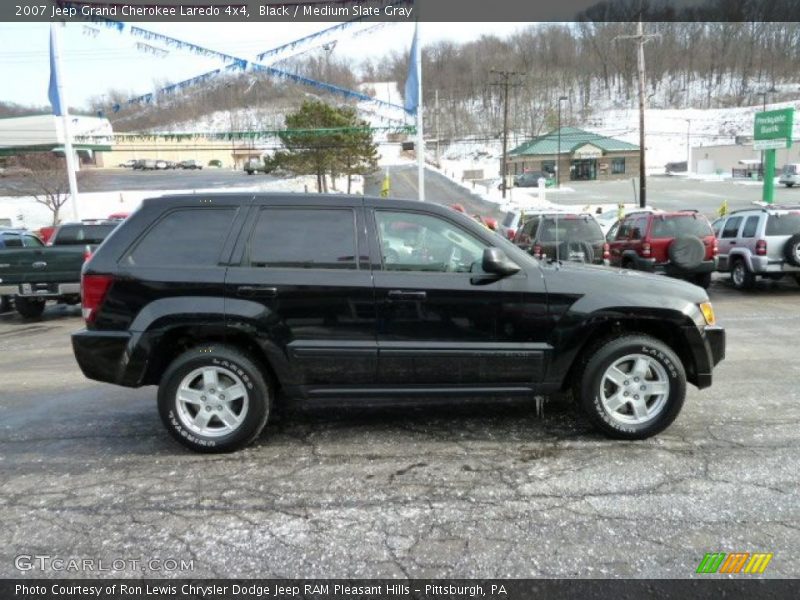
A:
[
  {"xmin": 557, "ymin": 96, "xmax": 567, "ymax": 188},
  {"xmin": 759, "ymin": 91, "xmax": 767, "ymax": 180}
]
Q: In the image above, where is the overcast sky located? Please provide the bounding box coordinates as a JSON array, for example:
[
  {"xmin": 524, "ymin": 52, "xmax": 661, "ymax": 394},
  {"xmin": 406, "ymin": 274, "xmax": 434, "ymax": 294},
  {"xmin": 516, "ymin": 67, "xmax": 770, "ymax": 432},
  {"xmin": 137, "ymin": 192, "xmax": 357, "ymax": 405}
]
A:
[{"xmin": 0, "ymin": 22, "xmax": 528, "ymax": 110}]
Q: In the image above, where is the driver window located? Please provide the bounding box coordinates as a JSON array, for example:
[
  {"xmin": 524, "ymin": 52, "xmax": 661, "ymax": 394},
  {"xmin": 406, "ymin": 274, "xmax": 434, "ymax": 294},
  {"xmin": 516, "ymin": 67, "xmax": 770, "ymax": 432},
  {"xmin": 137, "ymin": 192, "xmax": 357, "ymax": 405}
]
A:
[{"xmin": 375, "ymin": 210, "xmax": 487, "ymax": 273}]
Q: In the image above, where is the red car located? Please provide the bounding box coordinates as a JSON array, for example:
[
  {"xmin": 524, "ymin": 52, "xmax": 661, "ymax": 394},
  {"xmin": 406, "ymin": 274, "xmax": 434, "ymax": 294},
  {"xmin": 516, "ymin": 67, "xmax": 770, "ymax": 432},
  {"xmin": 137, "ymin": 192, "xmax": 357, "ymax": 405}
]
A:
[{"xmin": 607, "ymin": 210, "xmax": 718, "ymax": 288}]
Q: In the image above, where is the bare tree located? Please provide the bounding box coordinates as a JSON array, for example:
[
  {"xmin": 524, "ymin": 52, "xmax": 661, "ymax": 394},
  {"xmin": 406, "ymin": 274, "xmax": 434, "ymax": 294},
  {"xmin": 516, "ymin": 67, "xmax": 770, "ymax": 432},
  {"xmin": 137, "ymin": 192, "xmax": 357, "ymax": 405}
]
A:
[{"xmin": 9, "ymin": 154, "xmax": 75, "ymax": 226}]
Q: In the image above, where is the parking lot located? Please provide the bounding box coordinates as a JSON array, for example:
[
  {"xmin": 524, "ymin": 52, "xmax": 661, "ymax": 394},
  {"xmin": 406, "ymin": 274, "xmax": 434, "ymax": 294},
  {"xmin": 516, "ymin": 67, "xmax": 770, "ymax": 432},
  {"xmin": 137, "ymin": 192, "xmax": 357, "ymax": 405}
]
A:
[{"xmin": 0, "ymin": 274, "xmax": 798, "ymax": 578}]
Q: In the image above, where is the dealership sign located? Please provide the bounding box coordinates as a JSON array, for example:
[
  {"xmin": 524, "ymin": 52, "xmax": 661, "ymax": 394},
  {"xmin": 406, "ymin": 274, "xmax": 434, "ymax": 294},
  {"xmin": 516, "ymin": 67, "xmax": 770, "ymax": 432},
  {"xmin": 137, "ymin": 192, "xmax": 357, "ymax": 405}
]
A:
[{"xmin": 754, "ymin": 108, "xmax": 794, "ymax": 150}]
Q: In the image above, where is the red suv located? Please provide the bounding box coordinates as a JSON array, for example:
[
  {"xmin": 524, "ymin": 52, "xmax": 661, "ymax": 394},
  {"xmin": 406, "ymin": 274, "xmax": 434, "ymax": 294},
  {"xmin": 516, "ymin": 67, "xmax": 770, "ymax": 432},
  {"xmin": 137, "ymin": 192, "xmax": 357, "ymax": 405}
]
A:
[{"xmin": 608, "ymin": 210, "xmax": 718, "ymax": 288}]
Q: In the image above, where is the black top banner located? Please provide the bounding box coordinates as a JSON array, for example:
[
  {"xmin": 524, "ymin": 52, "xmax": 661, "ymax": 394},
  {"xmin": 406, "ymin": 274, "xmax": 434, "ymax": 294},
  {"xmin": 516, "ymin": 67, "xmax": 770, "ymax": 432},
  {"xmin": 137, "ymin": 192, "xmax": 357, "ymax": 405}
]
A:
[{"xmin": 4, "ymin": 0, "xmax": 800, "ymax": 22}]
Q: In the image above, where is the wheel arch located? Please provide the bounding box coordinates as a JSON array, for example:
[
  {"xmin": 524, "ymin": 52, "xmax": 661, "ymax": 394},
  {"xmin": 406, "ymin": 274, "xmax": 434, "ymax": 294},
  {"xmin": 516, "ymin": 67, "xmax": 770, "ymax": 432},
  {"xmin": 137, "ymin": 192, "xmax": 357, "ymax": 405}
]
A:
[{"xmin": 557, "ymin": 314, "xmax": 699, "ymax": 391}]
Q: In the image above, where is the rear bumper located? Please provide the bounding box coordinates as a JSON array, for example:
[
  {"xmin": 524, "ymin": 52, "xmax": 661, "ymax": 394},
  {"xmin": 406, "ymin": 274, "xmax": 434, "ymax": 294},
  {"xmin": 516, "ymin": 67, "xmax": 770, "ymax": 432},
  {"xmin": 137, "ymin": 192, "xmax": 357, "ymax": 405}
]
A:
[
  {"xmin": 72, "ymin": 329, "xmax": 146, "ymax": 387},
  {"xmin": 683, "ymin": 325, "xmax": 725, "ymax": 389},
  {"xmin": 750, "ymin": 255, "xmax": 800, "ymax": 274},
  {"xmin": 0, "ymin": 282, "xmax": 80, "ymax": 297},
  {"xmin": 633, "ymin": 256, "xmax": 717, "ymax": 276}
]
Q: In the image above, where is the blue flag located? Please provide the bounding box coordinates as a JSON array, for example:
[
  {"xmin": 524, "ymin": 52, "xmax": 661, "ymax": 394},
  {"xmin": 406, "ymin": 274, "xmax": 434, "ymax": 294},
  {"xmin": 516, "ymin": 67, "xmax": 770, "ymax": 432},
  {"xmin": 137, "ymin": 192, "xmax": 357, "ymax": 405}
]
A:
[
  {"xmin": 48, "ymin": 24, "xmax": 63, "ymax": 116},
  {"xmin": 403, "ymin": 24, "xmax": 419, "ymax": 115}
]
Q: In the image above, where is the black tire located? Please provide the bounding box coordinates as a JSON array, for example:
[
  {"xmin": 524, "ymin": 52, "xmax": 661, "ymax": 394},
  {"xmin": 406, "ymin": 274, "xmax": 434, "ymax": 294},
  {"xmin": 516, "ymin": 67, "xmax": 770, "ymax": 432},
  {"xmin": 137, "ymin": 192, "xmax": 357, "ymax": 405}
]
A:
[
  {"xmin": 668, "ymin": 236, "xmax": 705, "ymax": 270},
  {"xmin": 730, "ymin": 258, "xmax": 755, "ymax": 290},
  {"xmin": 794, "ymin": 274, "xmax": 800, "ymax": 287},
  {"xmin": 692, "ymin": 272, "xmax": 712, "ymax": 289},
  {"xmin": 15, "ymin": 297, "xmax": 46, "ymax": 319},
  {"xmin": 158, "ymin": 345, "xmax": 271, "ymax": 453},
  {"xmin": 783, "ymin": 233, "xmax": 800, "ymax": 267},
  {"xmin": 786, "ymin": 183, "xmax": 794, "ymax": 188},
  {"xmin": 575, "ymin": 335, "xmax": 687, "ymax": 440},
  {"xmin": 0, "ymin": 295, "xmax": 12, "ymax": 313}
]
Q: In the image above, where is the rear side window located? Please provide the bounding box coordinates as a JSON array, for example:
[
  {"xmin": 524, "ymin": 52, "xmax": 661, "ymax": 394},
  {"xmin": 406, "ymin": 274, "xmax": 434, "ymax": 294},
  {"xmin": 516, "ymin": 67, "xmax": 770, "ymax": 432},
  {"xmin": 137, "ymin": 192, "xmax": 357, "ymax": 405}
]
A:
[
  {"xmin": 720, "ymin": 217, "xmax": 742, "ymax": 239},
  {"xmin": 766, "ymin": 213, "xmax": 800, "ymax": 235},
  {"xmin": 248, "ymin": 208, "xmax": 357, "ymax": 269},
  {"xmin": 741, "ymin": 216, "xmax": 760, "ymax": 238},
  {"xmin": 54, "ymin": 224, "xmax": 116, "ymax": 245},
  {"xmin": 124, "ymin": 208, "xmax": 236, "ymax": 267},
  {"xmin": 652, "ymin": 215, "xmax": 714, "ymax": 238}
]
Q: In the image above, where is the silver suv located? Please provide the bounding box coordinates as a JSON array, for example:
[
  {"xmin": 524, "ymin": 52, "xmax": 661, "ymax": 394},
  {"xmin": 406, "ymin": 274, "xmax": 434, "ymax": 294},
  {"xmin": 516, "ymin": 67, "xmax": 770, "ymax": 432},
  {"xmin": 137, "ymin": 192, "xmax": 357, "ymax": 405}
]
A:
[{"xmin": 714, "ymin": 206, "xmax": 800, "ymax": 289}]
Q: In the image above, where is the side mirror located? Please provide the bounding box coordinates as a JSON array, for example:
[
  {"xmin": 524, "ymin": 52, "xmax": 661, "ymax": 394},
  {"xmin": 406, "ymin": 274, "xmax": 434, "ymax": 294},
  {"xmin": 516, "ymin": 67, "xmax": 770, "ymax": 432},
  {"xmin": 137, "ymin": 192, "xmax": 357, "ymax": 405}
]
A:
[{"xmin": 482, "ymin": 247, "xmax": 520, "ymax": 277}]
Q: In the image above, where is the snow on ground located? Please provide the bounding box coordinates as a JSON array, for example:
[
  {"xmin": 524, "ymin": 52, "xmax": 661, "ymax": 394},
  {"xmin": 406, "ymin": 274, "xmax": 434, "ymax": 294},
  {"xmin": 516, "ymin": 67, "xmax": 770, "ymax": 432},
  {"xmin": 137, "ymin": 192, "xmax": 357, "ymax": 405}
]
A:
[{"xmin": 0, "ymin": 174, "xmax": 363, "ymax": 231}]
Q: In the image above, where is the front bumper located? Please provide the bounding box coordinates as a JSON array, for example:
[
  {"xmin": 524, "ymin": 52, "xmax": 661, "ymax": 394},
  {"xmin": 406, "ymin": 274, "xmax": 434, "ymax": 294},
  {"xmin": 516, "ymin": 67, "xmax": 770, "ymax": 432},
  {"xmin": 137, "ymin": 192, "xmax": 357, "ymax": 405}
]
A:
[{"xmin": 683, "ymin": 325, "xmax": 725, "ymax": 389}]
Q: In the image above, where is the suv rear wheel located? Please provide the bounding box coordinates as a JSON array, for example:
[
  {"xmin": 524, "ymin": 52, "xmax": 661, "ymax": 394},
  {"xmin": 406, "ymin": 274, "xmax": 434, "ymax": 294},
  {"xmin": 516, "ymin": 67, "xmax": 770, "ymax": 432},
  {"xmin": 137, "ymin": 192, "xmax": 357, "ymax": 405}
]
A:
[
  {"xmin": 576, "ymin": 335, "xmax": 686, "ymax": 439},
  {"xmin": 730, "ymin": 258, "xmax": 755, "ymax": 290},
  {"xmin": 158, "ymin": 345, "xmax": 271, "ymax": 453}
]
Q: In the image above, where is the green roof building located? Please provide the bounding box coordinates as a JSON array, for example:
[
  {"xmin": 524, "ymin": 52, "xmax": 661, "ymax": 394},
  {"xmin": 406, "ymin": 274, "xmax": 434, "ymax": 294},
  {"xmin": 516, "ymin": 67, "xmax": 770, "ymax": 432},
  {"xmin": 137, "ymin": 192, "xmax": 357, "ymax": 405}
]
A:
[{"xmin": 508, "ymin": 127, "xmax": 640, "ymax": 182}]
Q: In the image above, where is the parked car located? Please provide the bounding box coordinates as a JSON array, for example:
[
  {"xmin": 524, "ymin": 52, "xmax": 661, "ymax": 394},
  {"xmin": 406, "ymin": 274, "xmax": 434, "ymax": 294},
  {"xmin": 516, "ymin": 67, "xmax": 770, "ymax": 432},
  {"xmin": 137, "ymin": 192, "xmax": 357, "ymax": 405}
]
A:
[
  {"xmin": 778, "ymin": 164, "xmax": 800, "ymax": 188},
  {"xmin": 515, "ymin": 171, "xmax": 554, "ymax": 188},
  {"xmin": 514, "ymin": 212, "xmax": 609, "ymax": 265},
  {"xmin": 72, "ymin": 194, "xmax": 724, "ymax": 452},
  {"xmin": 714, "ymin": 206, "xmax": 800, "ymax": 289},
  {"xmin": 0, "ymin": 228, "xmax": 43, "ymax": 313},
  {"xmin": 608, "ymin": 210, "xmax": 718, "ymax": 288},
  {"xmin": 155, "ymin": 160, "xmax": 169, "ymax": 170},
  {"xmin": 118, "ymin": 160, "xmax": 137, "ymax": 168},
  {"xmin": 244, "ymin": 158, "xmax": 270, "ymax": 175},
  {"xmin": 0, "ymin": 221, "xmax": 119, "ymax": 319},
  {"xmin": 133, "ymin": 159, "xmax": 157, "ymax": 170},
  {"xmin": 178, "ymin": 160, "xmax": 203, "ymax": 170},
  {"xmin": 208, "ymin": 160, "xmax": 223, "ymax": 168}
]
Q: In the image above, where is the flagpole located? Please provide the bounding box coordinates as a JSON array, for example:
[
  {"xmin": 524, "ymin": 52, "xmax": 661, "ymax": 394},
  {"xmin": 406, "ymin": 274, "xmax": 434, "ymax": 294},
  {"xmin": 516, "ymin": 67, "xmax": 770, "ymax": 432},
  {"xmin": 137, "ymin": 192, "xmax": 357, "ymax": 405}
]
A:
[
  {"xmin": 50, "ymin": 23, "xmax": 80, "ymax": 221},
  {"xmin": 415, "ymin": 22, "xmax": 424, "ymax": 202}
]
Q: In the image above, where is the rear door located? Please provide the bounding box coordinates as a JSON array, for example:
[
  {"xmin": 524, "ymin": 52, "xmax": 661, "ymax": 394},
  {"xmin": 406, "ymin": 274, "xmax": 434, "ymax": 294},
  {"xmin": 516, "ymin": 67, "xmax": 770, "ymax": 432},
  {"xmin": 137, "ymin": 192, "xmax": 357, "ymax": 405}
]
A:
[
  {"xmin": 718, "ymin": 216, "xmax": 743, "ymax": 270},
  {"xmin": 224, "ymin": 197, "xmax": 376, "ymax": 391}
]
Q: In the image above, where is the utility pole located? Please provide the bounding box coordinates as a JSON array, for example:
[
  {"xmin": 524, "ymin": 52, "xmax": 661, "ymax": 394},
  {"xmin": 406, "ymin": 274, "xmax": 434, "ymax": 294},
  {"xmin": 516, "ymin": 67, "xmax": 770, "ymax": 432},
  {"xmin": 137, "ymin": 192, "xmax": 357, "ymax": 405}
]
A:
[
  {"xmin": 490, "ymin": 69, "xmax": 523, "ymax": 200},
  {"xmin": 434, "ymin": 89, "xmax": 440, "ymax": 167},
  {"xmin": 615, "ymin": 18, "xmax": 659, "ymax": 208}
]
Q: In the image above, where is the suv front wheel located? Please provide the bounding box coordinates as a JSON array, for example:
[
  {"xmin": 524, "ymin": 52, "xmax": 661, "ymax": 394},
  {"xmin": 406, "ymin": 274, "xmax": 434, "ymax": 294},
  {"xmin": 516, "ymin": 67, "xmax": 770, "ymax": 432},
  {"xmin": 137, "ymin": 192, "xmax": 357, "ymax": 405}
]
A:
[
  {"xmin": 576, "ymin": 335, "xmax": 687, "ymax": 439},
  {"xmin": 158, "ymin": 345, "xmax": 271, "ymax": 453}
]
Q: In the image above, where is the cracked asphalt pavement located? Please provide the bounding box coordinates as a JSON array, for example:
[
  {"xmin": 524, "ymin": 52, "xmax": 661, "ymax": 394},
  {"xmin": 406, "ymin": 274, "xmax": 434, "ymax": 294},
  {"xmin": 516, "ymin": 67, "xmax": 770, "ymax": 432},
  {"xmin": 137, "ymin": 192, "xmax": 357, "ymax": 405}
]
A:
[{"xmin": 0, "ymin": 275, "xmax": 798, "ymax": 579}]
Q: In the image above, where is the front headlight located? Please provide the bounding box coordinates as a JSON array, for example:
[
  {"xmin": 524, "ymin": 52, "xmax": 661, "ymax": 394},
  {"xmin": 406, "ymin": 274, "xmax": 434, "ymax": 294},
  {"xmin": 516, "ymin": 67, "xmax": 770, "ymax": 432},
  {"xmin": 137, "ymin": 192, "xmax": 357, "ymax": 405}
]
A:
[{"xmin": 699, "ymin": 301, "xmax": 716, "ymax": 326}]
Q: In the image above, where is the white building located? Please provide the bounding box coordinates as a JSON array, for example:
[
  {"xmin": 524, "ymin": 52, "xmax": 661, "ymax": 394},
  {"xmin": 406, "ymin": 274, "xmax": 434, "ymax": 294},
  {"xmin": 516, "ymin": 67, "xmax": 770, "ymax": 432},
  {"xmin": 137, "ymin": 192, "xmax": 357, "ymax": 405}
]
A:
[{"xmin": 0, "ymin": 114, "xmax": 113, "ymax": 167}]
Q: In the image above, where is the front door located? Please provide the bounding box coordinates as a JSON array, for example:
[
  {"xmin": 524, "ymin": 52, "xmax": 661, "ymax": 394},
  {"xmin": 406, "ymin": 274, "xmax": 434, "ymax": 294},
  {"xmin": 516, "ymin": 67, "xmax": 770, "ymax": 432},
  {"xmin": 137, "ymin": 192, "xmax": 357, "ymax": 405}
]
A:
[{"xmin": 368, "ymin": 207, "xmax": 545, "ymax": 387}]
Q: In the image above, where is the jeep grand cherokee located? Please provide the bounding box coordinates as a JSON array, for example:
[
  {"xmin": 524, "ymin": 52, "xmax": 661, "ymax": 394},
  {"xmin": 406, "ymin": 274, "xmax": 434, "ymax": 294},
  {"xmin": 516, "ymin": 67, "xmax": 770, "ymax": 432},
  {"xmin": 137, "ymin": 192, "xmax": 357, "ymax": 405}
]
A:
[{"xmin": 72, "ymin": 194, "xmax": 725, "ymax": 452}]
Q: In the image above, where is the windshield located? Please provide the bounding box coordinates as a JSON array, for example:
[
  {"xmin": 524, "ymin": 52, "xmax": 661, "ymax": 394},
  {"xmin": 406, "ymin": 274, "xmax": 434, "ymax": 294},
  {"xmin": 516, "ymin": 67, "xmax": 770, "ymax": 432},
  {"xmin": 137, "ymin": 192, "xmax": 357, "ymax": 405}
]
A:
[
  {"xmin": 766, "ymin": 213, "xmax": 800, "ymax": 235},
  {"xmin": 651, "ymin": 215, "xmax": 712, "ymax": 238},
  {"xmin": 538, "ymin": 217, "xmax": 604, "ymax": 243}
]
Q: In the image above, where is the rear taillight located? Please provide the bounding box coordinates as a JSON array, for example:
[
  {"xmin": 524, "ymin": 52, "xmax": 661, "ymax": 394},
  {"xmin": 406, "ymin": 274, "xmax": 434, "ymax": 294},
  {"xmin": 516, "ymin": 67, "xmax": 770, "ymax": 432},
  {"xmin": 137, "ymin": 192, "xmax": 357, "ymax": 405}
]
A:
[
  {"xmin": 712, "ymin": 239, "xmax": 719, "ymax": 256},
  {"xmin": 81, "ymin": 274, "xmax": 113, "ymax": 323},
  {"xmin": 533, "ymin": 244, "xmax": 542, "ymax": 259},
  {"xmin": 506, "ymin": 229, "xmax": 516, "ymax": 241},
  {"xmin": 641, "ymin": 242, "xmax": 651, "ymax": 257},
  {"xmin": 756, "ymin": 239, "xmax": 767, "ymax": 256},
  {"xmin": 83, "ymin": 244, "xmax": 92, "ymax": 263},
  {"xmin": 603, "ymin": 243, "xmax": 610, "ymax": 260}
]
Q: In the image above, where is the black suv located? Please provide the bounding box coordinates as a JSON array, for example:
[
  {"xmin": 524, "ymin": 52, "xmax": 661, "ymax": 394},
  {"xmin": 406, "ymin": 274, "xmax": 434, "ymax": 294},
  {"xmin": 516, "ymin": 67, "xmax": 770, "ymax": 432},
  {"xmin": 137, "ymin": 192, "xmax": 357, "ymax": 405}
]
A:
[{"xmin": 72, "ymin": 194, "xmax": 725, "ymax": 452}]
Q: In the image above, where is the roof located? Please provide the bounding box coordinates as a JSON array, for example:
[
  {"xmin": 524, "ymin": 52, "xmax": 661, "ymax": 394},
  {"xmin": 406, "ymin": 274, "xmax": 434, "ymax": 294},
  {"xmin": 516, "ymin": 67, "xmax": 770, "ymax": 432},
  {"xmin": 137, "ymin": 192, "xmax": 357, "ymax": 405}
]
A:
[{"xmin": 509, "ymin": 127, "xmax": 639, "ymax": 157}]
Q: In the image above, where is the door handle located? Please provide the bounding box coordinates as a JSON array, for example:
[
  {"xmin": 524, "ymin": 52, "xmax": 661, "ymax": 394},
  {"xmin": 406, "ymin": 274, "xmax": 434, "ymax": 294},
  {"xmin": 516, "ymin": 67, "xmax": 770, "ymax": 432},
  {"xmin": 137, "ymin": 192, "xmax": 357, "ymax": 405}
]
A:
[
  {"xmin": 236, "ymin": 285, "xmax": 277, "ymax": 297},
  {"xmin": 32, "ymin": 261, "xmax": 47, "ymax": 270},
  {"xmin": 387, "ymin": 290, "xmax": 427, "ymax": 301},
  {"xmin": 729, "ymin": 241, "xmax": 737, "ymax": 245}
]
